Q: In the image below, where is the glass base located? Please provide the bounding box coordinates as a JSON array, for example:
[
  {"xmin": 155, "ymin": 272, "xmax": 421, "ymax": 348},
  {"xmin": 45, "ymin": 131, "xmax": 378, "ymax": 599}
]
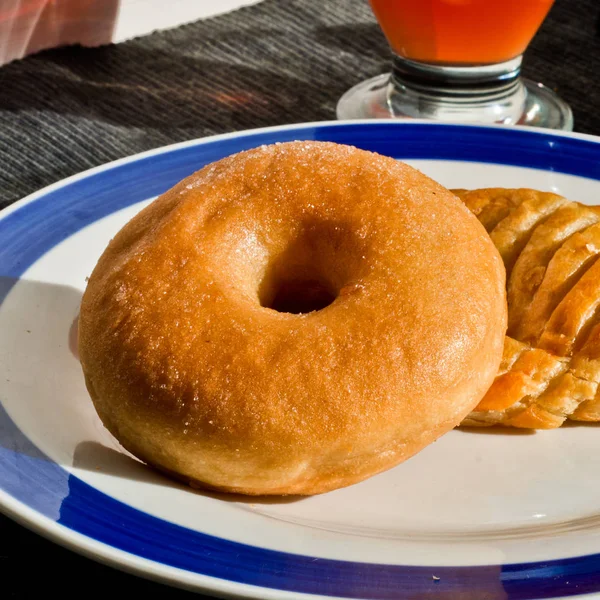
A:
[{"xmin": 336, "ymin": 73, "xmax": 573, "ymax": 131}]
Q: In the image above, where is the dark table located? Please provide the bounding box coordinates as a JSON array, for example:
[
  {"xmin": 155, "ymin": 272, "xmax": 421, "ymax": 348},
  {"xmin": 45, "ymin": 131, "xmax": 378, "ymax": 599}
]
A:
[{"xmin": 1, "ymin": 0, "xmax": 599, "ymax": 596}]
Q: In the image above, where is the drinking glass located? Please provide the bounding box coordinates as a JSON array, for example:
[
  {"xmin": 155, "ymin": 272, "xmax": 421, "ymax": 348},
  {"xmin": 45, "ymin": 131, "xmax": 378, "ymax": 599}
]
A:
[{"xmin": 337, "ymin": 0, "xmax": 573, "ymax": 130}]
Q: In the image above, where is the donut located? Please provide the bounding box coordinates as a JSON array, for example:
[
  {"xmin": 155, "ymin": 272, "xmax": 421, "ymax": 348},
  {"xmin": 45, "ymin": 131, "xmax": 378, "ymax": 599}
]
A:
[{"xmin": 78, "ymin": 141, "xmax": 506, "ymax": 495}]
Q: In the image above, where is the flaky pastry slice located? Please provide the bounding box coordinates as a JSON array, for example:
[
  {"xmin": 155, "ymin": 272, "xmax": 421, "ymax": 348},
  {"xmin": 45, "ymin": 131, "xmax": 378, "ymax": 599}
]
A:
[
  {"xmin": 456, "ymin": 188, "xmax": 549, "ymax": 233},
  {"xmin": 487, "ymin": 191, "xmax": 567, "ymax": 278},
  {"xmin": 462, "ymin": 337, "xmax": 570, "ymax": 428},
  {"xmin": 537, "ymin": 259, "xmax": 600, "ymax": 357},
  {"xmin": 453, "ymin": 188, "xmax": 600, "ymax": 428},
  {"xmin": 507, "ymin": 203, "xmax": 600, "ymax": 336},
  {"xmin": 517, "ymin": 222, "xmax": 600, "ymax": 345}
]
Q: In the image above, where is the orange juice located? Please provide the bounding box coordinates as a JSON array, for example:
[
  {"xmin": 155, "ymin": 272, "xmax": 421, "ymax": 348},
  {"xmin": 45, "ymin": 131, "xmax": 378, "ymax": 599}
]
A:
[{"xmin": 370, "ymin": 0, "xmax": 554, "ymax": 65}]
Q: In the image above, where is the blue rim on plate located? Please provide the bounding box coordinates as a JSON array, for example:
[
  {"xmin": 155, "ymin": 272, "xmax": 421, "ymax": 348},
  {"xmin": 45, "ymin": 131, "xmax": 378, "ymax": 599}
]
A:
[{"xmin": 1, "ymin": 121, "xmax": 600, "ymax": 599}]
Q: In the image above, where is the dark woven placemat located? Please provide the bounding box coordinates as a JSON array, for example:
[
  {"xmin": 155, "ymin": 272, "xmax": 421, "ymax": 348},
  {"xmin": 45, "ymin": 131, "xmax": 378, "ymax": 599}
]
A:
[
  {"xmin": 1, "ymin": 0, "xmax": 600, "ymax": 597},
  {"xmin": 0, "ymin": 0, "xmax": 599, "ymax": 211}
]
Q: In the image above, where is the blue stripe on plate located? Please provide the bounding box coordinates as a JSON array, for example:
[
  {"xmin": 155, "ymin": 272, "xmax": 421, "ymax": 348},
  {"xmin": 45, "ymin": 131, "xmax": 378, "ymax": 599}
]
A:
[
  {"xmin": 1, "ymin": 122, "xmax": 600, "ymax": 598},
  {"xmin": 57, "ymin": 473, "xmax": 600, "ymax": 599},
  {"xmin": 62, "ymin": 474, "xmax": 491, "ymax": 599}
]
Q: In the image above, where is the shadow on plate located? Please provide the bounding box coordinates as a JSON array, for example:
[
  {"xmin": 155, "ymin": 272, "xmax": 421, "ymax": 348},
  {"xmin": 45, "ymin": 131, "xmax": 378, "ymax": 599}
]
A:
[
  {"xmin": 459, "ymin": 419, "xmax": 600, "ymax": 435},
  {"xmin": 560, "ymin": 420, "xmax": 600, "ymax": 428},
  {"xmin": 457, "ymin": 425, "xmax": 535, "ymax": 436},
  {"xmin": 72, "ymin": 440, "xmax": 305, "ymax": 505},
  {"xmin": 0, "ymin": 277, "xmax": 84, "ymax": 462}
]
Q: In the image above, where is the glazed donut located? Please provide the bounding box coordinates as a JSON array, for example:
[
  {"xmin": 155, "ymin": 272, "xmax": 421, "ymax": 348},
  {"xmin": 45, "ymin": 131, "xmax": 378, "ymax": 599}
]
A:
[{"xmin": 78, "ymin": 141, "xmax": 506, "ymax": 495}]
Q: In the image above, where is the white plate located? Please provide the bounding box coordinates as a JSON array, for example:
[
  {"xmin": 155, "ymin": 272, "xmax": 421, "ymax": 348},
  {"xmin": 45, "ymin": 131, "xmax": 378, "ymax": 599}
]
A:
[{"xmin": 1, "ymin": 121, "xmax": 600, "ymax": 600}]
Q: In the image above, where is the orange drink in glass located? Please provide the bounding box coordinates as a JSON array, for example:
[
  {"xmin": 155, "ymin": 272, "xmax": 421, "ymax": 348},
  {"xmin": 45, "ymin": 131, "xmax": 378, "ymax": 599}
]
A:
[{"xmin": 338, "ymin": 0, "xmax": 572, "ymax": 129}]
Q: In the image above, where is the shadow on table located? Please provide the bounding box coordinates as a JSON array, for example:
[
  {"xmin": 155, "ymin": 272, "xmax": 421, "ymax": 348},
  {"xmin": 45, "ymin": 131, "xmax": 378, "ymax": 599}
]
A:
[
  {"xmin": 0, "ymin": 20, "xmax": 389, "ymax": 132},
  {"xmin": 313, "ymin": 22, "xmax": 388, "ymax": 59},
  {"xmin": 0, "ymin": 14, "xmax": 394, "ymax": 208},
  {"xmin": 0, "ymin": 46, "xmax": 336, "ymax": 130}
]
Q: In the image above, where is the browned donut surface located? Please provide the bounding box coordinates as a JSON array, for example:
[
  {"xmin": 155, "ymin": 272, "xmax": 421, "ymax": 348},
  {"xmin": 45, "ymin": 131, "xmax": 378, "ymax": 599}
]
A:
[{"xmin": 79, "ymin": 142, "xmax": 506, "ymax": 495}]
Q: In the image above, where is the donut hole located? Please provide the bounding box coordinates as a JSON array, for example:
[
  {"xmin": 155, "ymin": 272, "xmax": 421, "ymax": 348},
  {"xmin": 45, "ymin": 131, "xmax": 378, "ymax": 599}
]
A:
[
  {"xmin": 261, "ymin": 270, "xmax": 337, "ymax": 315},
  {"xmin": 258, "ymin": 220, "xmax": 365, "ymax": 315}
]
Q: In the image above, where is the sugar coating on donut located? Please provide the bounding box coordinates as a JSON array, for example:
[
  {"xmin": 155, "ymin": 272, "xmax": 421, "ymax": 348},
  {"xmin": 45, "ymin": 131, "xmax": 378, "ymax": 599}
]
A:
[{"xmin": 78, "ymin": 141, "xmax": 506, "ymax": 495}]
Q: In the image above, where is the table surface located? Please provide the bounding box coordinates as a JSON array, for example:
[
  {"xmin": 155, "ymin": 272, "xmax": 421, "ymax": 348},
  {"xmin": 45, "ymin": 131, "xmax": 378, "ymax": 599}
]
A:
[{"xmin": 1, "ymin": 0, "xmax": 600, "ymax": 597}]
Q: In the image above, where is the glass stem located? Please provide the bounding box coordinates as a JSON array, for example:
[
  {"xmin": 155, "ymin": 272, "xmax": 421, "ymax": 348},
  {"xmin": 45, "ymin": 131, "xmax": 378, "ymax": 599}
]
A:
[{"xmin": 389, "ymin": 54, "xmax": 527, "ymax": 123}]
